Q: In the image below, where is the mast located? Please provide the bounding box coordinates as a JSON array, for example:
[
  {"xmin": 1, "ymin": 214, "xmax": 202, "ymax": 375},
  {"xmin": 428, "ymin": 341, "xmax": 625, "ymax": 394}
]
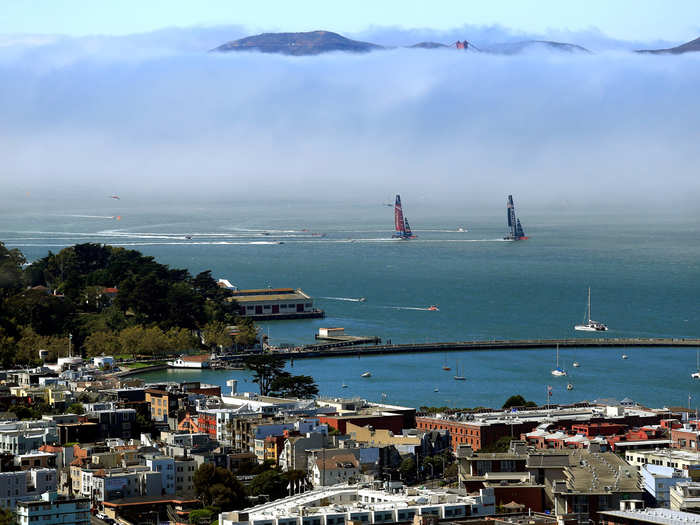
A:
[
  {"xmin": 587, "ymin": 287, "xmax": 592, "ymax": 323},
  {"xmin": 556, "ymin": 344, "xmax": 559, "ymax": 368}
]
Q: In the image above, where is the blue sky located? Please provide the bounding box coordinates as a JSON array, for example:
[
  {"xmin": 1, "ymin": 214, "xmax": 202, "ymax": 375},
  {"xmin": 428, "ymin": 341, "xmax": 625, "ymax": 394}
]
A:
[{"xmin": 2, "ymin": 0, "xmax": 699, "ymax": 42}]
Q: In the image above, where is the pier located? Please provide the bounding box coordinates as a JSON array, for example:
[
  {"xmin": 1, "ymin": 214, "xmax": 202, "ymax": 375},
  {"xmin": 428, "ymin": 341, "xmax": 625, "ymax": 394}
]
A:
[{"xmin": 273, "ymin": 337, "xmax": 700, "ymax": 359}]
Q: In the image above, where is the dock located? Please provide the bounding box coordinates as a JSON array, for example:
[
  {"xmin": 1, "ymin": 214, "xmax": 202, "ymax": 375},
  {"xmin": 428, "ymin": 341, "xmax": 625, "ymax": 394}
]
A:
[{"xmin": 270, "ymin": 337, "xmax": 700, "ymax": 360}]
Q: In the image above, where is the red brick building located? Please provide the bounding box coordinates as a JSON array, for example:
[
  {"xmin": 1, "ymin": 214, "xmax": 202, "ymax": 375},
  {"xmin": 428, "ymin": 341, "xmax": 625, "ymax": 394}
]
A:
[{"xmin": 318, "ymin": 413, "xmax": 405, "ymax": 435}]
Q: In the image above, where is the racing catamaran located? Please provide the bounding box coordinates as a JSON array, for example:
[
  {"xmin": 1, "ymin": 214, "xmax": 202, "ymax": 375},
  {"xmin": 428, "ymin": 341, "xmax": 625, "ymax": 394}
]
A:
[{"xmin": 392, "ymin": 195, "xmax": 417, "ymax": 239}]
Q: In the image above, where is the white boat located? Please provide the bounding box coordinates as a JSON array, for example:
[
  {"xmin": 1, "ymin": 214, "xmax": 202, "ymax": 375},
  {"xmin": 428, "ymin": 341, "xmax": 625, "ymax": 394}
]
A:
[
  {"xmin": 574, "ymin": 287, "xmax": 608, "ymax": 331},
  {"xmin": 454, "ymin": 361, "xmax": 466, "ymax": 381},
  {"xmin": 361, "ymin": 371, "xmax": 371, "ymax": 378},
  {"xmin": 567, "ymin": 383, "xmax": 574, "ymax": 391},
  {"xmin": 341, "ymin": 383, "xmax": 348, "ymax": 388},
  {"xmin": 551, "ymin": 344, "xmax": 567, "ymax": 376},
  {"xmin": 692, "ymin": 349, "xmax": 700, "ymax": 379},
  {"xmin": 434, "ymin": 387, "xmax": 439, "ymax": 392},
  {"xmin": 622, "ymin": 354, "xmax": 628, "ymax": 360},
  {"xmin": 573, "ymin": 361, "xmax": 580, "ymax": 368}
]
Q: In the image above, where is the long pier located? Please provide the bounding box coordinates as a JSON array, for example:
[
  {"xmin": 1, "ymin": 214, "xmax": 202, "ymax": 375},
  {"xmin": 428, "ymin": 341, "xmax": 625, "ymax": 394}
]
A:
[{"xmin": 278, "ymin": 337, "xmax": 700, "ymax": 360}]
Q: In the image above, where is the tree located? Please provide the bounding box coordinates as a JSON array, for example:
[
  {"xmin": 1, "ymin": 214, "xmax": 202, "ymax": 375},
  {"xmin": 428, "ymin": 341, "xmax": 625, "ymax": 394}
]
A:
[
  {"xmin": 67, "ymin": 402, "xmax": 85, "ymax": 415},
  {"xmin": 248, "ymin": 470, "xmax": 307, "ymax": 501},
  {"xmin": 193, "ymin": 463, "xmax": 247, "ymax": 511},
  {"xmin": 234, "ymin": 317, "xmax": 258, "ymax": 347},
  {"xmin": 399, "ymin": 457, "xmax": 416, "ymax": 482},
  {"xmin": 502, "ymin": 395, "xmax": 537, "ymax": 409},
  {"xmin": 84, "ymin": 330, "xmax": 120, "ymax": 357},
  {"xmin": 244, "ymin": 354, "xmax": 286, "ymax": 395},
  {"xmin": 166, "ymin": 327, "xmax": 198, "ymax": 353},
  {"xmin": 119, "ymin": 325, "xmax": 145, "ymax": 359},
  {"xmin": 269, "ymin": 374, "xmax": 319, "ymax": 399},
  {"xmin": 0, "ymin": 505, "xmax": 15, "ymax": 525},
  {"xmin": 201, "ymin": 321, "xmax": 232, "ymax": 350}
]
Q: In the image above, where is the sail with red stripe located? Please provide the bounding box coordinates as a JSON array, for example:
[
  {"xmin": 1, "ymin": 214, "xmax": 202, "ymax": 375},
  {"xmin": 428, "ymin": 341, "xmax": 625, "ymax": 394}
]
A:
[{"xmin": 394, "ymin": 195, "xmax": 405, "ymax": 234}]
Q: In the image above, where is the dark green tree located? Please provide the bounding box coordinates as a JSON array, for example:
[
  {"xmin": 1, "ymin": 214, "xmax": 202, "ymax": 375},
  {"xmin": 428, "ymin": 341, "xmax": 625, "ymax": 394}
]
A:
[
  {"xmin": 502, "ymin": 395, "xmax": 537, "ymax": 409},
  {"xmin": 244, "ymin": 354, "xmax": 286, "ymax": 395},
  {"xmin": 269, "ymin": 374, "xmax": 319, "ymax": 399},
  {"xmin": 193, "ymin": 464, "xmax": 247, "ymax": 511}
]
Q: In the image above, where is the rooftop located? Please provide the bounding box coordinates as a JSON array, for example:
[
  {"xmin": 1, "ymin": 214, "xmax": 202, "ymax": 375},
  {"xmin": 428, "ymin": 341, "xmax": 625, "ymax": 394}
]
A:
[{"xmin": 600, "ymin": 508, "xmax": 700, "ymax": 525}]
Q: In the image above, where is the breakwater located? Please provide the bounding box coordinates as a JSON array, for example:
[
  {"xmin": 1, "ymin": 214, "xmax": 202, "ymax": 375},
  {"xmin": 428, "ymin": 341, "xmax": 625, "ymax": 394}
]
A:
[{"xmin": 279, "ymin": 337, "xmax": 700, "ymax": 359}]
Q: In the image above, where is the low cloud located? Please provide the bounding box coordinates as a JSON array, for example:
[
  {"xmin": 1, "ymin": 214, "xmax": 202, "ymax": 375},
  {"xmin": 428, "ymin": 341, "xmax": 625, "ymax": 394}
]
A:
[{"xmin": 0, "ymin": 27, "xmax": 698, "ymax": 217}]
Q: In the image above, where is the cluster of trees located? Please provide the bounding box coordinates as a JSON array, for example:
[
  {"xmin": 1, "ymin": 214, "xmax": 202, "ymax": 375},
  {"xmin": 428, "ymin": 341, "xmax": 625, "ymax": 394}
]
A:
[
  {"xmin": 192, "ymin": 462, "xmax": 309, "ymax": 519},
  {"xmin": 0, "ymin": 241, "xmax": 258, "ymax": 365},
  {"xmin": 244, "ymin": 354, "xmax": 319, "ymax": 398}
]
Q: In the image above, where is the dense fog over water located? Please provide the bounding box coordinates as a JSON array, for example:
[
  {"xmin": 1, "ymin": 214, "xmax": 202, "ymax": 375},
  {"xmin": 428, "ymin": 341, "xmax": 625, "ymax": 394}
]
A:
[{"xmin": 0, "ymin": 26, "xmax": 699, "ymax": 217}]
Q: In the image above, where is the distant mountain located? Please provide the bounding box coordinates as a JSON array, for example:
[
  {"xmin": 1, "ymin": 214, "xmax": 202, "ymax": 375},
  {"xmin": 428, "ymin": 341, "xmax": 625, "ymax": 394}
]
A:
[
  {"xmin": 213, "ymin": 30, "xmax": 382, "ymax": 55},
  {"xmin": 483, "ymin": 40, "xmax": 590, "ymax": 55},
  {"xmin": 409, "ymin": 42, "xmax": 449, "ymax": 49},
  {"xmin": 637, "ymin": 36, "xmax": 700, "ymax": 54}
]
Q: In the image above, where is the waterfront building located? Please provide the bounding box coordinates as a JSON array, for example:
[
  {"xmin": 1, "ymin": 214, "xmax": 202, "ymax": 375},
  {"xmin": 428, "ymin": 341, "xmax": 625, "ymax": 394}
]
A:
[
  {"xmin": 418, "ymin": 403, "xmax": 662, "ymax": 452},
  {"xmin": 0, "ymin": 469, "xmax": 57, "ymax": 509},
  {"xmin": 311, "ymin": 453, "xmax": 359, "ymax": 486},
  {"xmin": 640, "ymin": 464, "xmax": 690, "ymax": 507},
  {"xmin": 599, "ymin": 506, "xmax": 700, "ymax": 525},
  {"xmin": 219, "ymin": 483, "xmax": 495, "ymax": 525},
  {"xmin": 231, "ymin": 288, "xmax": 324, "ymax": 320},
  {"xmin": 144, "ymin": 455, "xmax": 175, "ymax": 494},
  {"xmin": 625, "ymin": 449, "xmax": 700, "ymax": 479},
  {"xmin": 168, "ymin": 355, "xmax": 211, "ymax": 369},
  {"xmin": 145, "ymin": 388, "xmax": 185, "ymax": 423},
  {"xmin": 669, "ymin": 481, "xmax": 700, "ymax": 512},
  {"xmin": 458, "ymin": 440, "xmax": 643, "ymax": 520},
  {"xmin": 16, "ymin": 492, "xmax": 90, "ymax": 525}
]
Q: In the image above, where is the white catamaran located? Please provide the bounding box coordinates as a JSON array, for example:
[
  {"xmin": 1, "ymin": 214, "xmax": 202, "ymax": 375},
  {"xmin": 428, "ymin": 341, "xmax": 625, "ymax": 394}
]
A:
[{"xmin": 574, "ymin": 287, "xmax": 608, "ymax": 332}]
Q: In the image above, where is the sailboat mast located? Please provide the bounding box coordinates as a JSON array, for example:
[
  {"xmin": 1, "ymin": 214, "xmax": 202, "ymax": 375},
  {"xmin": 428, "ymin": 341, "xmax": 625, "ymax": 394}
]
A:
[
  {"xmin": 587, "ymin": 287, "xmax": 592, "ymax": 323},
  {"xmin": 556, "ymin": 344, "xmax": 559, "ymax": 368}
]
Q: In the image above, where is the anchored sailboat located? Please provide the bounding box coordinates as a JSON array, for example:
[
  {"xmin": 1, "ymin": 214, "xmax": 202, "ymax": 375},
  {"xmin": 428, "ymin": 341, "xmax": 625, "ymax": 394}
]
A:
[
  {"xmin": 392, "ymin": 195, "xmax": 417, "ymax": 240},
  {"xmin": 692, "ymin": 349, "xmax": 700, "ymax": 379},
  {"xmin": 551, "ymin": 344, "xmax": 567, "ymax": 376},
  {"xmin": 454, "ymin": 361, "xmax": 466, "ymax": 381},
  {"xmin": 574, "ymin": 287, "xmax": 608, "ymax": 332},
  {"xmin": 504, "ymin": 195, "xmax": 528, "ymax": 241}
]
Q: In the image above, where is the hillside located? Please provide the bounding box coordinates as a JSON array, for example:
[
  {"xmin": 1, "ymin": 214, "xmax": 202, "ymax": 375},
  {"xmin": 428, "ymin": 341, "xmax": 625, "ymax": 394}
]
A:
[
  {"xmin": 638, "ymin": 36, "xmax": 700, "ymax": 54},
  {"xmin": 213, "ymin": 30, "xmax": 382, "ymax": 55}
]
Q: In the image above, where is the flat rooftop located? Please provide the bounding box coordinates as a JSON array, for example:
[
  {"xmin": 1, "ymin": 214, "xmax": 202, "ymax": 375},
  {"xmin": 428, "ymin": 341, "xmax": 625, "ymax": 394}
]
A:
[
  {"xmin": 231, "ymin": 291, "xmax": 311, "ymax": 303},
  {"xmin": 600, "ymin": 508, "xmax": 700, "ymax": 525}
]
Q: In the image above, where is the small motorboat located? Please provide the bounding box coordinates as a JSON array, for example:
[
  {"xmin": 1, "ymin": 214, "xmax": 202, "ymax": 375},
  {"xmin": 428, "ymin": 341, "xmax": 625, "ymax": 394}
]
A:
[
  {"xmin": 457, "ymin": 227, "xmax": 467, "ymax": 232},
  {"xmin": 361, "ymin": 372, "xmax": 371, "ymax": 378},
  {"xmin": 358, "ymin": 297, "xmax": 366, "ymax": 302},
  {"xmin": 427, "ymin": 305, "xmax": 439, "ymax": 311},
  {"xmin": 573, "ymin": 361, "xmax": 580, "ymax": 368},
  {"xmin": 442, "ymin": 366, "xmax": 451, "ymax": 371},
  {"xmin": 622, "ymin": 354, "xmax": 628, "ymax": 360},
  {"xmin": 185, "ymin": 235, "xmax": 192, "ymax": 240},
  {"xmin": 341, "ymin": 383, "xmax": 348, "ymax": 388},
  {"xmin": 434, "ymin": 388, "xmax": 439, "ymax": 392},
  {"xmin": 567, "ymin": 383, "xmax": 574, "ymax": 391}
]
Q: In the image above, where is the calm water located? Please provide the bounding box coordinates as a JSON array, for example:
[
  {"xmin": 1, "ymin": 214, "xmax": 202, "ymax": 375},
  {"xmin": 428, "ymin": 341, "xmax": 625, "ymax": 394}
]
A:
[{"xmin": 1, "ymin": 203, "xmax": 698, "ymax": 408}]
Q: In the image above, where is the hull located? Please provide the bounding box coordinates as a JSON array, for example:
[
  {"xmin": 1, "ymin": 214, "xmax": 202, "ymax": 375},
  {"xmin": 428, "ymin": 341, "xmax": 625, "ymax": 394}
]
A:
[
  {"xmin": 574, "ymin": 323, "xmax": 607, "ymax": 332},
  {"xmin": 551, "ymin": 369, "xmax": 567, "ymax": 376}
]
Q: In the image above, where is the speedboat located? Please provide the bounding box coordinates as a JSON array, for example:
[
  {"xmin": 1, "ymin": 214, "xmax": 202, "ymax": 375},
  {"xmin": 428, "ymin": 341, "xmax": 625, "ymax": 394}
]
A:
[
  {"xmin": 358, "ymin": 297, "xmax": 366, "ymax": 303},
  {"xmin": 361, "ymin": 372, "xmax": 371, "ymax": 378},
  {"xmin": 573, "ymin": 361, "xmax": 580, "ymax": 368},
  {"xmin": 434, "ymin": 388, "xmax": 439, "ymax": 392},
  {"xmin": 427, "ymin": 305, "xmax": 439, "ymax": 311},
  {"xmin": 567, "ymin": 383, "xmax": 574, "ymax": 391},
  {"xmin": 622, "ymin": 354, "xmax": 628, "ymax": 360},
  {"xmin": 341, "ymin": 383, "xmax": 348, "ymax": 388}
]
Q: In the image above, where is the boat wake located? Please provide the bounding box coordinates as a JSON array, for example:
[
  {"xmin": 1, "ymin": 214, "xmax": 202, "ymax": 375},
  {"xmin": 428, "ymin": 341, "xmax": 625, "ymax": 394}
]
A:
[
  {"xmin": 320, "ymin": 297, "xmax": 365, "ymax": 302},
  {"xmin": 388, "ymin": 306, "xmax": 436, "ymax": 311}
]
